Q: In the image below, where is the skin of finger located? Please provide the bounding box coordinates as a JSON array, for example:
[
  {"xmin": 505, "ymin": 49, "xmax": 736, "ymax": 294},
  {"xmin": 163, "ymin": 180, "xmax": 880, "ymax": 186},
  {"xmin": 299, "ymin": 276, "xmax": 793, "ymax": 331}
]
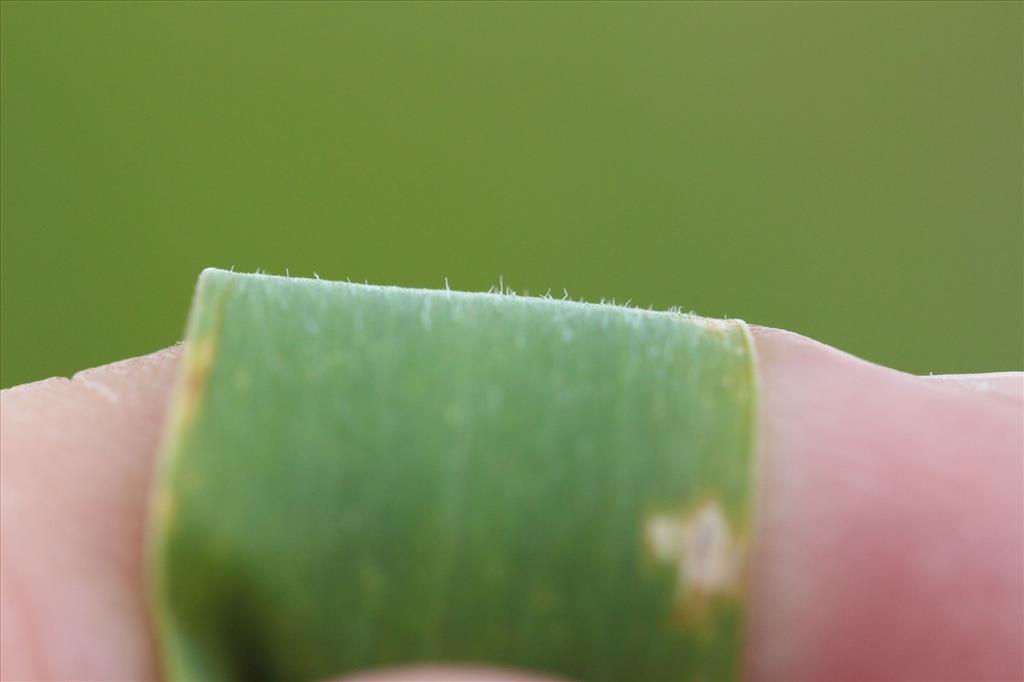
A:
[
  {"xmin": 0, "ymin": 346, "xmax": 182, "ymax": 681},
  {"xmin": 921, "ymin": 371, "xmax": 1023, "ymax": 401},
  {"xmin": 1, "ymin": 334, "xmax": 1021, "ymax": 681},
  {"xmin": 747, "ymin": 328, "xmax": 1023, "ymax": 681}
]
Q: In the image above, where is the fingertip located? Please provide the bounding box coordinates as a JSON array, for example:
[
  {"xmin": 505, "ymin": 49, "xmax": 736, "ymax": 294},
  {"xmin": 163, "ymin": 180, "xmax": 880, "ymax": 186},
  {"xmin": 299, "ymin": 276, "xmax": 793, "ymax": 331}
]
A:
[
  {"xmin": 747, "ymin": 330, "xmax": 1023, "ymax": 681},
  {"xmin": 0, "ymin": 345, "xmax": 182, "ymax": 681}
]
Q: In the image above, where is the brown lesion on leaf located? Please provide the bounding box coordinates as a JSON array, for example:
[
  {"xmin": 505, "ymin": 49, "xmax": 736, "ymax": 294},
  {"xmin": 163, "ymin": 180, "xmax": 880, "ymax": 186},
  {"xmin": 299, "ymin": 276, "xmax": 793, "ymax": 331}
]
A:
[
  {"xmin": 175, "ymin": 281, "xmax": 234, "ymax": 428},
  {"xmin": 645, "ymin": 499, "xmax": 747, "ymax": 626},
  {"xmin": 152, "ymin": 487, "xmax": 176, "ymax": 531},
  {"xmin": 181, "ymin": 336, "xmax": 217, "ymax": 418}
]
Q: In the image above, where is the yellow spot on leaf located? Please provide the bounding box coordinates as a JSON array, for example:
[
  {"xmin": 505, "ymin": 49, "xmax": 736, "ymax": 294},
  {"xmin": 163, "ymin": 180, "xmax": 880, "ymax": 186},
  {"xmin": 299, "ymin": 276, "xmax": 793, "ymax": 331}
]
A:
[
  {"xmin": 180, "ymin": 336, "xmax": 218, "ymax": 424},
  {"xmin": 153, "ymin": 489, "xmax": 176, "ymax": 530}
]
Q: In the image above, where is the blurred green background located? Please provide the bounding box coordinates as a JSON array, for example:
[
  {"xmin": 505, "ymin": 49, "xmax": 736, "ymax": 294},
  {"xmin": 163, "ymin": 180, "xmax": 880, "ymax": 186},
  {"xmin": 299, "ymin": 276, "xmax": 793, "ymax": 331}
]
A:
[{"xmin": 2, "ymin": 1, "xmax": 1021, "ymax": 387}]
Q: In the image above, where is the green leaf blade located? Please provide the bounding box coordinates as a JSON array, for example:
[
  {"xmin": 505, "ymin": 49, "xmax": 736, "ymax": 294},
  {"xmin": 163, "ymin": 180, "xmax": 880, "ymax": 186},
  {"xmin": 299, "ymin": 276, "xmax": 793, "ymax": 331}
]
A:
[{"xmin": 151, "ymin": 268, "xmax": 758, "ymax": 682}]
